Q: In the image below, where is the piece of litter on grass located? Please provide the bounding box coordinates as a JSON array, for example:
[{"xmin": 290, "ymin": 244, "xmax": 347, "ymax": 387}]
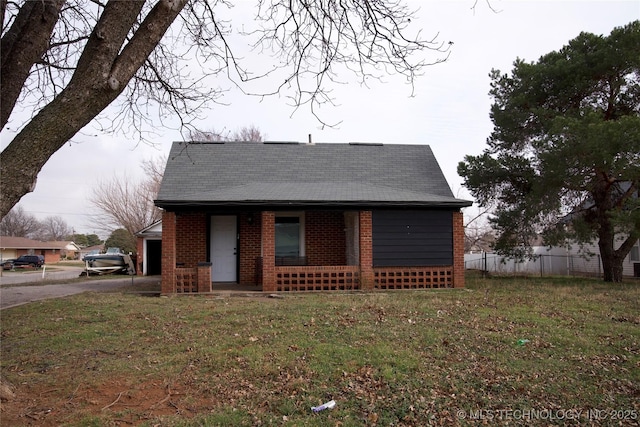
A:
[
  {"xmin": 311, "ymin": 400, "xmax": 336, "ymax": 412},
  {"xmin": 517, "ymin": 339, "xmax": 530, "ymax": 346}
]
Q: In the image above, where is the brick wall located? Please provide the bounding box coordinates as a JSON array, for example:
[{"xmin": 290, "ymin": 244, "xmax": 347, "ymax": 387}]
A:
[
  {"xmin": 261, "ymin": 211, "xmax": 275, "ymax": 291},
  {"xmin": 161, "ymin": 210, "xmax": 213, "ymax": 294},
  {"xmin": 452, "ymin": 210, "xmax": 465, "ymax": 288},
  {"xmin": 161, "ymin": 211, "xmax": 176, "ymax": 294},
  {"xmin": 197, "ymin": 263, "xmax": 212, "ymax": 292},
  {"xmin": 305, "ymin": 211, "xmax": 346, "ymax": 266},
  {"xmin": 176, "ymin": 212, "xmax": 207, "ymax": 267},
  {"xmin": 239, "ymin": 213, "xmax": 262, "ymax": 285},
  {"xmin": 239, "ymin": 210, "xmax": 348, "ymax": 285},
  {"xmin": 359, "ymin": 210, "xmax": 374, "ymax": 289},
  {"xmin": 42, "ymin": 251, "xmax": 60, "ymax": 264}
]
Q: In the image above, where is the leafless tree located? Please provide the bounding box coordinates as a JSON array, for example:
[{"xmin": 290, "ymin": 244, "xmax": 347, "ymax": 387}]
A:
[
  {"xmin": 35, "ymin": 215, "xmax": 73, "ymax": 241},
  {"xmin": 89, "ymin": 172, "xmax": 164, "ymax": 237},
  {"xmin": 140, "ymin": 155, "xmax": 166, "ymax": 200},
  {"xmin": 0, "ymin": 206, "xmax": 41, "ymax": 237},
  {"xmin": 464, "ymin": 220, "xmax": 495, "ymax": 253},
  {"xmin": 463, "ymin": 207, "xmax": 494, "ymax": 253},
  {"xmin": 190, "ymin": 125, "xmax": 265, "ymax": 142},
  {"xmin": 231, "ymin": 125, "xmax": 264, "ymax": 142},
  {"xmin": 1, "ymin": 0, "xmax": 451, "ymax": 219}
]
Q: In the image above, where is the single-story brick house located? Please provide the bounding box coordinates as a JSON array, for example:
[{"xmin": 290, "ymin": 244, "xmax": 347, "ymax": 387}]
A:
[
  {"xmin": 155, "ymin": 141, "xmax": 472, "ymax": 294},
  {"xmin": 0, "ymin": 236, "xmax": 81, "ymax": 263}
]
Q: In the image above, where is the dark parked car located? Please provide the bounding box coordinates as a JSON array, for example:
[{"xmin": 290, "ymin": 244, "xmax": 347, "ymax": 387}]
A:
[{"xmin": 3, "ymin": 255, "xmax": 45, "ymax": 270}]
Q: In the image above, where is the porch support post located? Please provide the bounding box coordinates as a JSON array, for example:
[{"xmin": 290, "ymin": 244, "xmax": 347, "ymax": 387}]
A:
[
  {"xmin": 452, "ymin": 210, "xmax": 465, "ymax": 288},
  {"xmin": 161, "ymin": 210, "xmax": 177, "ymax": 294},
  {"xmin": 261, "ymin": 211, "xmax": 276, "ymax": 292},
  {"xmin": 359, "ymin": 210, "xmax": 374, "ymax": 289}
]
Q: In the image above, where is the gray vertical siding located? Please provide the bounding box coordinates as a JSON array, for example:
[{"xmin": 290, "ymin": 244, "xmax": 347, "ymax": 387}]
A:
[{"xmin": 372, "ymin": 210, "xmax": 453, "ymax": 267}]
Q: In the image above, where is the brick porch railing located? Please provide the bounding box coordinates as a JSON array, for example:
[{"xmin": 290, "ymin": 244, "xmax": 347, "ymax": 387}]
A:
[
  {"xmin": 257, "ymin": 257, "xmax": 454, "ymax": 292},
  {"xmin": 174, "ymin": 262, "xmax": 212, "ymax": 293},
  {"xmin": 373, "ymin": 266, "xmax": 453, "ymax": 289},
  {"xmin": 275, "ymin": 265, "xmax": 360, "ymax": 291}
]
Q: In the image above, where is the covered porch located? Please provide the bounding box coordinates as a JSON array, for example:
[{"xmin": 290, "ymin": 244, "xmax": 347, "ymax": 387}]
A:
[{"xmin": 160, "ymin": 208, "xmax": 464, "ymax": 294}]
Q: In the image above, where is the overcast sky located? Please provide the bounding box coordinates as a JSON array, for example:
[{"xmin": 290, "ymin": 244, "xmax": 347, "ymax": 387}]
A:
[{"xmin": 1, "ymin": 0, "xmax": 638, "ymax": 236}]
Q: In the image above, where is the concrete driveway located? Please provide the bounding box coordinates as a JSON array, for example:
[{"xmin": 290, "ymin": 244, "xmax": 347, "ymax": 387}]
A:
[
  {"xmin": 0, "ymin": 266, "xmax": 160, "ymax": 310},
  {"xmin": 0, "ymin": 265, "xmax": 84, "ymax": 286}
]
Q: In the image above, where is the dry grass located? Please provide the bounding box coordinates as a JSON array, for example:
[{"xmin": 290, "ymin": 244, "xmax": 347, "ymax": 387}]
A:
[{"xmin": 1, "ymin": 274, "xmax": 638, "ymax": 426}]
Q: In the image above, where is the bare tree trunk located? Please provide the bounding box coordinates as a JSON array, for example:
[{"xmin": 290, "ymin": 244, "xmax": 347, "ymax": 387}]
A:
[{"xmin": 0, "ymin": 0, "xmax": 187, "ymax": 219}]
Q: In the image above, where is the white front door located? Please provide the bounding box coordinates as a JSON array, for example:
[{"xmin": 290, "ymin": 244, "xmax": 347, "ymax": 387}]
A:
[{"xmin": 210, "ymin": 215, "xmax": 237, "ymax": 282}]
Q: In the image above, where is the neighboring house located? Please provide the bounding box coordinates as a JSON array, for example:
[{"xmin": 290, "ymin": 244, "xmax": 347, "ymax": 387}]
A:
[
  {"xmin": 465, "ymin": 239, "xmax": 640, "ymax": 278},
  {"xmin": 464, "ymin": 182, "xmax": 640, "ymax": 278},
  {"xmin": 135, "ymin": 220, "xmax": 162, "ymax": 276},
  {"xmin": 0, "ymin": 236, "xmax": 81, "ymax": 263},
  {"xmin": 155, "ymin": 141, "xmax": 472, "ymax": 294}
]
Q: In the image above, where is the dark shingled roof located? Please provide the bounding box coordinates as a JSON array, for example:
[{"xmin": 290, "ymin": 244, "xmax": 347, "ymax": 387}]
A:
[{"xmin": 155, "ymin": 142, "xmax": 472, "ymax": 208}]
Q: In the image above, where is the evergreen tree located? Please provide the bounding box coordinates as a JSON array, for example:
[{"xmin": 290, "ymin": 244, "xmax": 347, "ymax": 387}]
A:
[
  {"xmin": 458, "ymin": 21, "xmax": 640, "ymax": 282},
  {"xmin": 104, "ymin": 229, "xmax": 136, "ymax": 255}
]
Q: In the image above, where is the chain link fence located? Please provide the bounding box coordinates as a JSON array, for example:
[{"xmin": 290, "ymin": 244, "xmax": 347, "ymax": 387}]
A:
[{"xmin": 465, "ymin": 252, "xmax": 611, "ymax": 278}]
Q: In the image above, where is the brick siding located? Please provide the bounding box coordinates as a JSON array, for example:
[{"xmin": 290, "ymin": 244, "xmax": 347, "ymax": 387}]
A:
[
  {"xmin": 305, "ymin": 211, "xmax": 347, "ymax": 266},
  {"xmin": 359, "ymin": 210, "xmax": 374, "ymax": 289},
  {"xmin": 175, "ymin": 212, "xmax": 207, "ymax": 268},
  {"xmin": 239, "ymin": 213, "xmax": 262, "ymax": 285},
  {"xmin": 261, "ymin": 211, "xmax": 276, "ymax": 291},
  {"xmin": 452, "ymin": 210, "xmax": 465, "ymax": 288},
  {"xmin": 161, "ymin": 211, "xmax": 176, "ymax": 294}
]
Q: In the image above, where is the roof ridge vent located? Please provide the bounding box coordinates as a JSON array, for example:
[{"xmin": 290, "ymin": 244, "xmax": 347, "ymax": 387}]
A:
[{"xmin": 349, "ymin": 142, "xmax": 384, "ymax": 146}]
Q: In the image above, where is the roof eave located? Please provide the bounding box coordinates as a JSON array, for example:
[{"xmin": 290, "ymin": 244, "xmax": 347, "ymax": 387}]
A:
[{"xmin": 155, "ymin": 199, "xmax": 473, "ymax": 209}]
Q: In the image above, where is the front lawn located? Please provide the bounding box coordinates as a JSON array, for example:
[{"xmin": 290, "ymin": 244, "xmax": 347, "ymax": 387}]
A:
[{"xmin": 1, "ymin": 274, "xmax": 638, "ymax": 426}]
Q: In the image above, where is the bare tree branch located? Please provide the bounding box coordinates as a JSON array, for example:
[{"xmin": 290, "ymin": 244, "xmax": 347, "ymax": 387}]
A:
[
  {"xmin": 1, "ymin": 0, "xmax": 64, "ymax": 128},
  {"xmin": 1, "ymin": 0, "xmax": 450, "ymax": 219},
  {"xmin": 0, "ymin": 206, "xmax": 41, "ymax": 237},
  {"xmin": 89, "ymin": 170, "xmax": 163, "ymax": 236},
  {"xmin": 189, "ymin": 124, "xmax": 266, "ymax": 142},
  {"xmin": 36, "ymin": 215, "xmax": 73, "ymax": 240}
]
